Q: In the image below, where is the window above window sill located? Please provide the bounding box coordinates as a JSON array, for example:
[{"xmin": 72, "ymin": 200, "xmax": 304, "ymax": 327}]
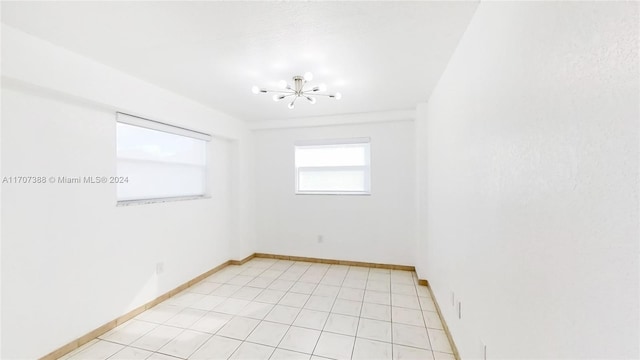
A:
[{"xmin": 117, "ymin": 195, "xmax": 210, "ymax": 207}]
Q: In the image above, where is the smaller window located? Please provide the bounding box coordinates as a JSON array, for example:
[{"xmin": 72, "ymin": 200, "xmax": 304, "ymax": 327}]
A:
[{"xmin": 294, "ymin": 138, "xmax": 371, "ymax": 195}]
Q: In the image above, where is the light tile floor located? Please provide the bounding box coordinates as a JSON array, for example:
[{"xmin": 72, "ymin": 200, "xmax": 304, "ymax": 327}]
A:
[{"xmin": 59, "ymin": 258, "xmax": 455, "ymax": 360}]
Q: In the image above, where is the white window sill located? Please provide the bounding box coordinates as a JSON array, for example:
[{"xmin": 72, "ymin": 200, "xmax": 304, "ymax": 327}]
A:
[{"xmin": 117, "ymin": 195, "xmax": 210, "ymax": 207}]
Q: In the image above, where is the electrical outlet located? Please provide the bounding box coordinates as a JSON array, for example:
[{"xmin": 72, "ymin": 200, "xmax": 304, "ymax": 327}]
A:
[
  {"xmin": 156, "ymin": 262, "xmax": 164, "ymax": 274},
  {"xmin": 318, "ymin": 235, "xmax": 324, "ymax": 243}
]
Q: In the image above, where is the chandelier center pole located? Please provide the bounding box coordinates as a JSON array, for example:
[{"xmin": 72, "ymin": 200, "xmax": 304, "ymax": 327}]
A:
[{"xmin": 293, "ymin": 76, "xmax": 304, "ymax": 94}]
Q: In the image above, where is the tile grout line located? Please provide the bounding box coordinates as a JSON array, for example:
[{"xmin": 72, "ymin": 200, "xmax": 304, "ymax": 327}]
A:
[
  {"xmin": 186, "ymin": 262, "xmax": 274, "ymax": 360},
  {"xmin": 187, "ymin": 267, "xmax": 247, "ymax": 360},
  {"xmin": 97, "ymin": 338, "xmax": 184, "ymax": 360},
  {"xmin": 229, "ymin": 259, "xmax": 299, "ymax": 360},
  {"xmin": 262, "ymin": 259, "xmax": 305, "ymax": 360},
  {"xmin": 171, "ymin": 260, "xmax": 269, "ymax": 359},
  {"xmin": 269, "ymin": 260, "xmax": 324, "ymax": 358},
  {"xmin": 203, "ymin": 267, "xmax": 255, "ymax": 360},
  {"xmin": 309, "ymin": 264, "xmax": 343, "ymax": 358},
  {"xmin": 349, "ymin": 266, "xmax": 370, "ymax": 359},
  {"xmin": 99, "ymin": 321, "xmax": 159, "ymax": 360}
]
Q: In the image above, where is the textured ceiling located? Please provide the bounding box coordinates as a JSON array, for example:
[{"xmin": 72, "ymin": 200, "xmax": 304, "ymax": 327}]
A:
[{"xmin": 1, "ymin": 1, "xmax": 478, "ymax": 122}]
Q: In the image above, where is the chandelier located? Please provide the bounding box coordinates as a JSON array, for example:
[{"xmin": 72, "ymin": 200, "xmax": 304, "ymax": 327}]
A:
[{"xmin": 251, "ymin": 72, "xmax": 342, "ymax": 109}]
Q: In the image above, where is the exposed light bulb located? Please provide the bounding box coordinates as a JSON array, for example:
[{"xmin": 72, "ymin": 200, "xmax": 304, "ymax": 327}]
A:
[
  {"xmin": 306, "ymin": 96, "xmax": 317, "ymax": 104},
  {"xmin": 273, "ymin": 94, "xmax": 286, "ymax": 102},
  {"xmin": 318, "ymin": 83, "xmax": 327, "ymax": 92},
  {"xmin": 303, "ymin": 72, "xmax": 313, "ymax": 81},
  {"xmin": 288, "ymin": 102, "xmax": 295, "ymax": 109},
  {"xmin": 278, "ymin": 80, "xmax": 288, "ymax": 89},
  {"xmin": 251, "ymin": 85, "xmax": 260, "ymax": 94},
  {"xmin": 335, "ymin": 92, "xmax": 342, "ymax": 100}
]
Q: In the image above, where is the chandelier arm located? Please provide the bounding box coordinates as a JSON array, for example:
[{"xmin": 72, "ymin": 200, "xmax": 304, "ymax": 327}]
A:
[
  {"xmin": 263, "ymin": 89, "xmax": 296, "ymax": 94},
  {"xmin": 302, "ymin": 80, "xmax": 311, "ymax": 93},
  {"xmin": 303, "ymin": 93, "xmax": 336, "ymax": 97}
]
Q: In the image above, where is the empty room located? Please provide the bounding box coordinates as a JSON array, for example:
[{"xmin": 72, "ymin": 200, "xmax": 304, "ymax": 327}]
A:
[{"xmin": 1, "ymin": 1, "xmax": 638, "ymax": 359}]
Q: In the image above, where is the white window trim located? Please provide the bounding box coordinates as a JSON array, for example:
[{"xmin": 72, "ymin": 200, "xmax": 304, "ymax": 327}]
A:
[{"xmin": 294, "ymin": 138, "xmax": 371, "ymax": 195}]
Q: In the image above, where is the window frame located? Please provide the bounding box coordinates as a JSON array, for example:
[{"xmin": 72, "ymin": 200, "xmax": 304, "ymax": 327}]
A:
[
  {"xmin": 294, "ymin": 138, "xmax": 371, "ymax": 196},
  {"xmin": 115, "ymin": 112, "xmax": 211, "ymax": 206}
]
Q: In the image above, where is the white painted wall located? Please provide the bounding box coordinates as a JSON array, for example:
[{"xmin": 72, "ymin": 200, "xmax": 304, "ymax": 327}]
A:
[
  {"xmin": 253, "ymin": 118, "xmax": 416, "ymax": 266},
  {"xmin": 1, "ymin": 25, "xmax": 255, "ymax": 359},
  {"xmin": 416, "ymin": 2, "xmax": 639, "ymax": 358}
]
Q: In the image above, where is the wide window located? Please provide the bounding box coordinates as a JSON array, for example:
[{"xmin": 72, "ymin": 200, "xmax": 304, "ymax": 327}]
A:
[
  {"xmin": 294, "ymin": 138, "xmax": 371, "ymax": 195},
  {"xmin": 116, "ymin": 113, "xmax": 211, "ymax": 204}
]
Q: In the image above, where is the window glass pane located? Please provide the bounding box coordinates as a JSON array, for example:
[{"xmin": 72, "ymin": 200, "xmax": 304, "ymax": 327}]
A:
[
  {"xmin": 116, "ymin": 120, "xmax": 207, "ymax": 202},
  {"xmin": 298, "ymin": 169, "xmax": 366, "ymax": 192},
  {"xmin": 294, "ymin": 139, "xmax": 370, "ymax": 194},
  {"xmin": 117, "ymin": 123, "xmax": 205, "ymax": 165},
  {"xmin": 117, "ymin": 161, "xmax": 205, "ymax": 201},
  {"xmin": 295, "ymin": 144, "xmax": 367, "ymax": 167}
]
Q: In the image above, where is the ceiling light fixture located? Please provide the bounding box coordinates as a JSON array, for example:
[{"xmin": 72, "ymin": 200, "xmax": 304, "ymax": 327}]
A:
[{"xmin": 251, "ymin": 72, "xmax": 341, "ymax": 109}]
